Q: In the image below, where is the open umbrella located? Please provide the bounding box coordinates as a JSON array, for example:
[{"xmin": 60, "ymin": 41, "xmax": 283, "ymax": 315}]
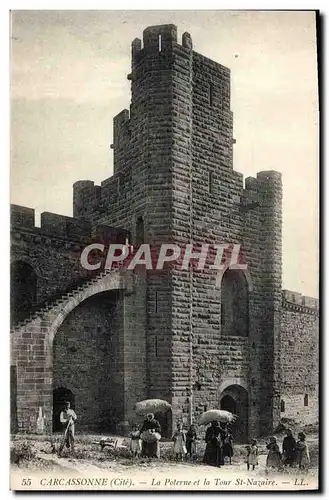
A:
[
  {"xmin": 199, "ymin": 409, "xmax": 236, "ymax": 426},
  {"xmin": 134, "ymin": 399, "xmax": 172, "ymax": 416}
]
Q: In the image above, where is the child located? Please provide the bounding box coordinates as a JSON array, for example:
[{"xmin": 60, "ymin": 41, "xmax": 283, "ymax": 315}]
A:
[
  {"xmin": 172, "ymin": 422, "xmax": 187, "ymax": 460},
  {"xmin": 296, "ymin": 432, "xmax": 310, "ymax": 470},
  {"xmin": 266, "ymin": 436, "xmax": 282, "ymax": 470},
  {"xmin": 129, "ymin": 424, "xmax": 141, "ymax": 457},
  {"xmin": 186, "ymin": 424, "xmax": 197, "ymax": 460},
  {"xmin": 223, "ymin": 428, "xmax": 234, "ymax": 465},
  {"xmin": 246, "ymin": 439, "xmax": 258, "ymax": 470}
]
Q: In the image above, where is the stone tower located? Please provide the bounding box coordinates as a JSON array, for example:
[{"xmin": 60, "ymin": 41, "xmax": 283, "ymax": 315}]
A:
[{"xmin": 72, "ymin": 24, "xmax": 283, "ymax": 438}]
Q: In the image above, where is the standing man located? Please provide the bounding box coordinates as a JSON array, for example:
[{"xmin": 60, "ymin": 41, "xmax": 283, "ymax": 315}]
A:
[
  {"xmin": 282, "ymin": 428, "xmax": 297, "ymax": 467},
  {"xmin": 59, "ymin": 401, "xmax": 77, "ymax": 456}
]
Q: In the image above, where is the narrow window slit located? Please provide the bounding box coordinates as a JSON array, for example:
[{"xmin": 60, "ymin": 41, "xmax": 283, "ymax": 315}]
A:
[
  {"xmin": 155, "ymin": 336, "xmax": 158, "ymax": 357},
  {"xmin": 209, "ymin": 82, "xmax": 214, "ymax": 106},
  {"xmin": 208, "ymin": 171, "xmax": 213, "ymax": 193}
]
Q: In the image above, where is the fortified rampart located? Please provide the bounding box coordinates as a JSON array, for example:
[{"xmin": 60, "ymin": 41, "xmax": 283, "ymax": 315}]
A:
[{"xmin": 10, "ymin": 24, "xmax": 318, "ymax": 439}]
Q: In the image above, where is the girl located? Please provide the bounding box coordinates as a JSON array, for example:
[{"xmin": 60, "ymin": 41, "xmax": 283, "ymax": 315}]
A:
[
  {"xmin": 172, "ymin": 422, "xmax": 187, "ymax": 460},
  {"xmin": 266, "ymin": 436, "xmax": 282, "ymax": 470},
  {"xmin": 246, "ymin": 439, "xmax": 258, "ymax": 470},
  {"xmin": 129, "ymin": 424, "xmax": 141, "ymax": 457},
  {"xmin": 186, "ymin": 424, "xmax": 197, "ymax": 460},
  {"xmin": 296, "ymin": 432, "xmax": 310, "ymax": 470},
  {"xmin": 223, "ymin": 428, "xmax": 234, "ymax": 465}
]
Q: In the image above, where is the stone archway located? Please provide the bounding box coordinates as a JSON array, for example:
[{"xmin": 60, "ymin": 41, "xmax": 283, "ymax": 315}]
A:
[
  {"xmin": 52, "ymin": 290, "xmax": 124, "ymax": 433},
  {"xmin": 12, "ymin": 270, "xmax": 134, "ymax": 434},
  {"xmin": 220, "ymin": 384, "xmax": 248, "ymax": 443}
]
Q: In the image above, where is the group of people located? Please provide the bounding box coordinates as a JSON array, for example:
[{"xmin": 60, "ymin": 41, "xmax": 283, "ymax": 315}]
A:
[
  {"xmin": 130, "ymin": 414, "xmax": 198, "ymax": 460},
  {"xmin": 129, "ymin": 415, "xmax": 234, "ymax": 464},
  {"xmin": 264, "ymin": 429, "xmax": 310, "ymax": 470},
  {"xmin": 202, "ymin": 420, "xmax": 234, "ymax": 467},
  {"xmin": 58, "ymin": 404, "xmax": 311, "ymax": 471},
  {"xmin": 130, "ymin": 417, "xmax": 311, "ymax": 472},
  {"xmin": 130, "ymin": 413, "xmax": 162, "ymax": 458}
]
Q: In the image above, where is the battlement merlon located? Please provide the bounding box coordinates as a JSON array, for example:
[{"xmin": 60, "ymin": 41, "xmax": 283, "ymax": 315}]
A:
[
  {"xmin": 112, "ymin": 109, "xmax": 131, "ymax": 171},
  {"xmin": 143, "ymin": 24, "xmax": 178, "ymax": 52},
  {"xmin": 73, "ymin": 180, "xmax": 101, "ymax": 219},
  {"xmin": 11, "ymin": 204, "xmax": 35, "ymax": 228},
  {"xmin": 40, "ymin": 212, "xmax": 92, "ymax": 240},
  {"xmin": 282, "ymin": 289, "xmax": 319, "ymax": 310}
]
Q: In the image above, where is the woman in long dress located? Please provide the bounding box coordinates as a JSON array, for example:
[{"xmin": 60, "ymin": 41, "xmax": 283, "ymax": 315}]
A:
[
  {"xmin": 172, "ymin": 422, "xmax": 187, "ymax": 460},
  {"xmin": 266, "ymin": 436, "xmax": 282, "ymax": 469},
  {"xmin": 140, "ymin": 413, "xmax": 161, "ymax": 458},
  {"xmin": 223, "ymin": 427, "xmax": 234, "ymax": 464},
  {"xmin": 203, "ymin": 421, "xmax": 224, "ymax": 467},
  {"xmin": 296, "ymin": 432, "xmax": 310, "ymax": 470}
]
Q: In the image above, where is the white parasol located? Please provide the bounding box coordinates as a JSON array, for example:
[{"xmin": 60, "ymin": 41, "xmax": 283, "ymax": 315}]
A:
[
  {"xmin": 134, "ymin": 398, "xmax": 172, "ymax": 416},
  {"xmin": 199, "ymin": 409, "xmax": 236, "ymax": 426}
]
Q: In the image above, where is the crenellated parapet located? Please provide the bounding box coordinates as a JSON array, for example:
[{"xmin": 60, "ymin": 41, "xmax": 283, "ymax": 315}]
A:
[
  {"xmin": 11, "ymin": 204, "xmax": 92, "ymax": 244},
  {"xmin": 282, "ymin": 289, "xmax": 319, "ymax": 315},
  {"xmin": 11, "ymin": 204, "xmax": 130, "ymax": 246}
]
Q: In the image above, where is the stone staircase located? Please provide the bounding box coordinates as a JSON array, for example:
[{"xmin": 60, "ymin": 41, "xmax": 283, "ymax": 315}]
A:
[{"xmin": 11, "ymin": 266, "xmax": 126, "ymax": 332}]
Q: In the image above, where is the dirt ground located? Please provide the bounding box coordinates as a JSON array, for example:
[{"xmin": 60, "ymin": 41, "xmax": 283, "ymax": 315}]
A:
[{"xmin": 11, "ymin": 430, "xmax": 319, "ymax": 476}]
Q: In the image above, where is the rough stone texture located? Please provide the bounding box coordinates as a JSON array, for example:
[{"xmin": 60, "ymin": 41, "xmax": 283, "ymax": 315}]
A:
[
  {"xmin": 53, "ymin": 291, "xmax": 124, "ymax": 432},
  {"xmin": 11, "ymin": 270, "xmax": 147, "ymax": 434},
  {"xmin": 280, "ymin": 295, "xmax": 319, "ymax": 425},
  {"xmin": 10, "ymin": 24, "xmax": 319, "ymax": 438}
]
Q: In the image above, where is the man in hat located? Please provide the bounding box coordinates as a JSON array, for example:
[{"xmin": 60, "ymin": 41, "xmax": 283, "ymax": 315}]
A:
[{"xmin": 59, "ymin": 401, "xmax": 77, "ymax": 455}]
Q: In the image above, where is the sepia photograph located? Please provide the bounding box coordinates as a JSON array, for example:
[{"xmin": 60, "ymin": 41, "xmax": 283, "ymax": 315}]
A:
[{"xmin": 9, "ymin": 9, "xmax": 319, "ymax": 491}]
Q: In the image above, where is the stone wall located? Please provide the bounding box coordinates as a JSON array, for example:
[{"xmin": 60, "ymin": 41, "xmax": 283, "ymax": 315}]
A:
[
  {"xmin": 280, "ymin": 292, "xmax": 319, "ymax": 425},
  {"xmin": 11, "ymin": 24, "xmax": 318, "ymax": 440},
  {"xmin": 70, "ymin": 25, "xmax": 284, "ymax": 438},
  {"xmin": 10, "ymin": 270, "xmax": 148, "ymax": 434},
  {"xmin": 11, "ymin": 204, "xmax": 130, "ymax": 324}
]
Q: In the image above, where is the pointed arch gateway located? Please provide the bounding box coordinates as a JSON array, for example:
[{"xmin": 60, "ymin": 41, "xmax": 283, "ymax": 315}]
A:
[
  {"xmin": 220, "ymin": 384, "xmax": 249, "ymax": 443},
  {"xmin": 52, "ymin": 289, "xmax": 124, "ymax": 433}
]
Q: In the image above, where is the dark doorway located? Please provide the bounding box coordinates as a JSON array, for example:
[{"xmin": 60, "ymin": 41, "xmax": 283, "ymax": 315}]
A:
[
  {"xmin": 220, "ymin": 385, "xmax": 248, "ymax": 443},
  {"xmin": 11, "ymin": 261, "xmax": 37, "ymax": 324},
  {"xmin": 53, "ymin": 387, "xmax": 75, "ymax": 432},
  {"xmin": 10, "ymin": 366, "xmax": 18, "ymax": 434},
  {"xmin": 155, "ymin": 409, "xmax": 172, "ymax": 440}
]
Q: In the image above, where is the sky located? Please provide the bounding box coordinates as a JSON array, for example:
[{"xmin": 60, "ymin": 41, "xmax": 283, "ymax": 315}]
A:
[{"xmin": 10, "ymin": 10, "xmax": 319, "ymax": 298}]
